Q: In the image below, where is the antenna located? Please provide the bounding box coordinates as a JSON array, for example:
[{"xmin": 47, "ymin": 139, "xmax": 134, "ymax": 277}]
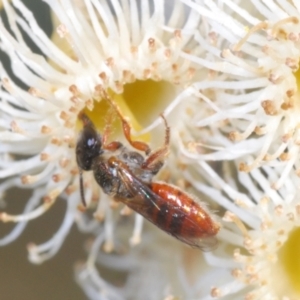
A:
[{"xmin": 79, "ymin": 169, "xmax": 87, "ymax": 207}]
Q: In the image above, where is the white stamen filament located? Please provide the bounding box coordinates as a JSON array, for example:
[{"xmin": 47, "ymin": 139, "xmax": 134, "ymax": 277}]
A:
[{"xmin": 28, "ymin": 194, "xmax": 76, "ymax": 264}]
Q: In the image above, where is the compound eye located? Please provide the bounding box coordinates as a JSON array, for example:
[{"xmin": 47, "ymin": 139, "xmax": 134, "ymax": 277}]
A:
[
  {"xmin": 76, "ymin": 125, "xmax": 102, "ymax": 171},
  {"xmin": 86, "ymin": 134, "xmax": 99, "ymax": 151},
  {"xmin": 87, "ymin": 137, "xmax": 96, "ymax": 147}
]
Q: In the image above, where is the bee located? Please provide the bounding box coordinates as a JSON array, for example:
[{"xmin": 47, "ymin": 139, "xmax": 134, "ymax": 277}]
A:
[{"xmin": 75, "ymin": 96, "xmax": 220, "ymax": 251}]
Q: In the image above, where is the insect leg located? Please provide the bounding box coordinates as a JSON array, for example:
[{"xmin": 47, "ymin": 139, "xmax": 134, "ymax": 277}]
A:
[
  {"xmin": 102, "ymin": 107, "xmax": 124, "ymax": 151},
  {"xmin": 142, "ymin": 114, "xmax": 170, "ymax": 172},
  {"xmin": 103, "ymin": 92, "xmax": 151, "ymax": 155}
]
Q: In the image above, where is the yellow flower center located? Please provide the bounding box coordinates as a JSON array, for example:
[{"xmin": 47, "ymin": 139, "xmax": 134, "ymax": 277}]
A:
[
  {"xmin": 275, "ymin": 227, "xmax": 300, "ymax": 297},
  {"xmin": 82, "ymin": 79, "xmax": 176, "ymax": 143},
  {"xmin": 122, "ymin": 80, "xmax": 176, "ymax": 127}
]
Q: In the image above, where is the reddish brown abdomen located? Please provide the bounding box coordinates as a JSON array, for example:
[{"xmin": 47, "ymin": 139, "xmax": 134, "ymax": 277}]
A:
[{"xmin": 150, "ymin": 182, "xmax": 219, "ymax": 238}]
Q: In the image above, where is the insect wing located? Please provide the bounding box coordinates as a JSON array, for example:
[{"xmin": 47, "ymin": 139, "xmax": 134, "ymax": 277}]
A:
[
  {"xmin": 177, "ymin": 235, "xmax": 218, "ymax": 251},
  {"xmin": 115, "ymin": 166, "xmax": 218, "ymax": 251},
  {"xmin": 115, "ymin": 165, "xmax": 161, "ymax": 212}
]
